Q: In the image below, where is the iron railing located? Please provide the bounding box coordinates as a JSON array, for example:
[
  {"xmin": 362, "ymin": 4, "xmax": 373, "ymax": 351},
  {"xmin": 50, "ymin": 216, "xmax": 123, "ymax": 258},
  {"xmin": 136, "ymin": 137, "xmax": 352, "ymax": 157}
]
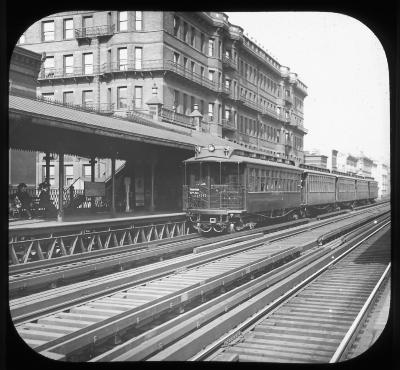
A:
[
  {"xmin": 240, "ymin": 95, "xmax": 260, "ymax": 110},
  {"xmin": 222, "ymin": 55, "xmax": 237, "ymax": 70},
  {"xmin": 183, "ymin": 184, "xmax": 245, "ymax": 210},
  {"xmin": 160, "ymin": 107, "xmax": 194, "ymax": 128},
  {"xmin": 221, "ymin": 118, "xmax": 236, "ymax": 130},
  {"xmin": 38, "ymin": 66, "xmax": 100, "ymax": 80},
  {"xmin": 9, "ymin": 187, "xmax": 108, "ymax": 213},
  {"xmin": 75, "ymin": 24, "xmax": 115, "ymax": 38}
]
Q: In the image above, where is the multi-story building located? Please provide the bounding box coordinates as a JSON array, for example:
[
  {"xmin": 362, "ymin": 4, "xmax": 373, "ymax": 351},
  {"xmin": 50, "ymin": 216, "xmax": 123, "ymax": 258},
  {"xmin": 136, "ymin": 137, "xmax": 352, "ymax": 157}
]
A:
[
  {"xmin": 304, "ymin": 150, "xmax": 328, "ymax": 169},
  {"xmin": 331, "ymin": 150, "xmax": 360, "ymax": 175},
  {"xmin": 371, "ymin": 161, "xmax": 390, "ymax": 199},
  {"xmin": 356, "ymin": 153, "xmax": 374, "ymax": 177},
  {"xmin": 17, "ymin": 10, "xmax": 308, "ymax": 181}
]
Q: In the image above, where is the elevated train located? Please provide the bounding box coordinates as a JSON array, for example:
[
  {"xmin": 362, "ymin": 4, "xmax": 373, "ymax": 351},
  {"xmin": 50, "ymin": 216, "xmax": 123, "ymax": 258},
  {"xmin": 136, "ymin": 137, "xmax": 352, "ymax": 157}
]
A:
[{"xmin": 183, "ymin": 145, "xmax": 378, "ymax": 233}]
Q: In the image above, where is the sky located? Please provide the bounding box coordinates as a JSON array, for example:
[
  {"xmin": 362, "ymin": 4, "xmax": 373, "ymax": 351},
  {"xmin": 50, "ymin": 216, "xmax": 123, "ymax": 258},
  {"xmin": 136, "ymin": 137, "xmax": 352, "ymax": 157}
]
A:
[{"xmin": 226, "ymin": 12, "xmax": 390, "ymax": 164}]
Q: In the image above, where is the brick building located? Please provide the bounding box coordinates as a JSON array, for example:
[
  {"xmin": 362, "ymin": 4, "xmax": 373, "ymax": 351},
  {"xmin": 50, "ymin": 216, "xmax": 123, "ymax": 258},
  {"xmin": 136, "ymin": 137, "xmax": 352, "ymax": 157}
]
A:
[{"xmin": 17, "ymin": 11, "xmax": 308, "ymax": 187}]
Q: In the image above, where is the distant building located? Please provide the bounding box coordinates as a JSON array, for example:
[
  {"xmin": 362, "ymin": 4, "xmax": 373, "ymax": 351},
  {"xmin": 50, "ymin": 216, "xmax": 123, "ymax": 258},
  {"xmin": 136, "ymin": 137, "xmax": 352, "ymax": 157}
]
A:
[
  {"xmin": 371, "ymin": 161, "xmax": 390, "ymax": 199},
  {"xmin": 357, "ymin": 153, "xmax": 374, "ymax": 177},
  {"xmin": 304, "ymin": 150, "xmax": 328, "ymax": 169},
  {"xmin": 330, "ymin": 149, "xmax": 390, "ymax": 199}
]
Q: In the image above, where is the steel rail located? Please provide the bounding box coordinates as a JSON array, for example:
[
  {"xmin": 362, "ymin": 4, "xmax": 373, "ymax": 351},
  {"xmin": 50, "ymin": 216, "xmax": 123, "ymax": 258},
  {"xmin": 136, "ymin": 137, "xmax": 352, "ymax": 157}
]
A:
[
  {"xmin": 13, "ymin": 208, "xmax": 388, "ymax": 361},
  {"xmin": 190, "ymin": 218, "xmax": 390, "ymax": 362},
  {"xmin": 329, "ymin": 262, "xmax": 391, "ymax": 363},
  {"xmin": 11, "ymin": 205, "xmax": 389, "ymax": 320}
]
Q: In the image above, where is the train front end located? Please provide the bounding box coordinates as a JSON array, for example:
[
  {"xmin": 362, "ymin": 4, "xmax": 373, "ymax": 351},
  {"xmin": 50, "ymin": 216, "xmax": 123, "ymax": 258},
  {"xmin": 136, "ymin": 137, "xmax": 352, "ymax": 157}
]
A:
[{"xmin": 183, "ymin": 145, "xmax": 246, "ymax": 233}]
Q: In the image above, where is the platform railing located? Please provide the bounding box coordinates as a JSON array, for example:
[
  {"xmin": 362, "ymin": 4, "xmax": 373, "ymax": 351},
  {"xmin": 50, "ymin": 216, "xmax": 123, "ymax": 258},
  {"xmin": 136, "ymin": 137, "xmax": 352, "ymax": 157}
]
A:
[
  {"xmin": 8, "ymin": 219, "xmax": 190, "ymax": 265},
  {"xmin": 9, "ymin": 187, "xmax": 108, "ymax": 214}
]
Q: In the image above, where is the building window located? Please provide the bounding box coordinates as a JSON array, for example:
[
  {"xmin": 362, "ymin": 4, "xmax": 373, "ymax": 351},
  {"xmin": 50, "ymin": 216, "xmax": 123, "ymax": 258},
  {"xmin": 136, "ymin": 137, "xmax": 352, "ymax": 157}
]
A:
[
  {"xmin": 64, "ymin": 19, "xmax": 74, "ymax": 39},
  {"xmin": 64, "ymin": 165, "xmax": 74, "ymax": 186},
  {"xmin": 183, "ymin": 94, "xmax": 188, "ymax": 115},
  {"xmin": 191, "ymin": 27, "xmax": 195, "ymax": 47},
  {"xmin": 118, "ymin": 11, "xmax": 128, "ymax": 31},
  {"xmin": 208, "ymin": 103, "xmax": 214, "ymax": 121},
  {"xmin": 42, "ymin": 20, "xmax": 55, "ymax": 41},
  {"xmin": 134, "ymin": 47, "xmax": 142, "ymax": 69},
  {"xmin": 42, "ymin": 165, "xmax": 55, "ymax": 185},
  {"xmin": 183, "ymin": 22, "xmax": 188, "ymax": 43},
  {"xmin": 18, "ymin": 33, "xmax": 25, "ymax": 44},
  {"xmin": 63, "ymin": 91, "xmax": 74, "ymax": 105},
  {"xmin": 134, "ymin": 86, "xmax": 143, "ymax": 108},
  {"xmin": 83, "ymin": 16, "xmax": 93, "ymax": 34},
  {"xmin": 117, "ymin": 86, "xmax": 128, "ymax": 109},
  {"xmin": 201, "ymin": 33, "xmax": 205, "ymax": 53},
  {"xmin": 64, "ymin": 55, "xmax": 74, "ymax": 75},
  {"xmin": 41, "ymin": 92, "xmax": 54, "ymax": 101},
  {"xmin": 191, "ymin": 96, "xmax": 195, "ymax": 112},
  {"xmin": 83, "ymin": 164, "xmax": 92, "ymax": 178},
  {"xmin": 173, "ymin": 16, "xmax": 180, "ymax": 37},
  {"xmin": 173, "ymin": 90, "xmax": 180, "ymax": 111},
  {"xmin": 82, "ymin": 90, "xmax": 93, "ymax": 108},
  {"xmin": 173, "ymin": 52, "xmax": 180, "ymax": 65},
  {"xmin": 43, "ymin": 56, "xmax": 54, "ymax": 77},
  {"xmin": 208, "ymin": 38, "xmax": 214, "ymax": 57},
  {"xmin": 135, "ymin": 11, "xmax": 143, "ymax": 30},
  {"xmin": 83, "ymin": 53, "xmax": 93, "ymax": 74},
  {"xmin": 118, "ymin": 48, "xmax": 128, "ymax": 70}
]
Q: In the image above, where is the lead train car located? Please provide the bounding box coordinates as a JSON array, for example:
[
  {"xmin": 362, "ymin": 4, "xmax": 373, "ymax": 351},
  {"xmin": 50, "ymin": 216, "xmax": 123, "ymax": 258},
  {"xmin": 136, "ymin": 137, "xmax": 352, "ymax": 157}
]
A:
[{"xmin": 183, "ymin": 145, "xmax": 378, "ymax": 233}]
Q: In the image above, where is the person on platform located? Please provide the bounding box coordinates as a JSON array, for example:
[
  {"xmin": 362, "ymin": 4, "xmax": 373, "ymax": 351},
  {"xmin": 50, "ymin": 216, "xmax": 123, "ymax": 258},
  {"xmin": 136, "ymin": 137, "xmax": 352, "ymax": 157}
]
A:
[
  {"xmin": 14, "ymin": 183, "xmax": 33, "ymax": 219},
  {"xmin": 38, "ymin": 181, "xmax": 57, "ymax": 218}
]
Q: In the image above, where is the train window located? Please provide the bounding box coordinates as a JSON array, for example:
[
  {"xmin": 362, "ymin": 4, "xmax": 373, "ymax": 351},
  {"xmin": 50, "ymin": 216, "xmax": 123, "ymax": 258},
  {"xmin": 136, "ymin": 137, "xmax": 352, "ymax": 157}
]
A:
[{"xmin": 256, "ymin": 169, "xmax": 261, "ymax": 191}]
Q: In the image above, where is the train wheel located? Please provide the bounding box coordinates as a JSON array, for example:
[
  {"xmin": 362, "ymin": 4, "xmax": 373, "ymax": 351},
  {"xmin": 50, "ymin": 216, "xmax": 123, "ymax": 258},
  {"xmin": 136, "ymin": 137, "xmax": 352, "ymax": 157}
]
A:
[
  {"xmin": 291, "ymin": 213, "xmax": 299, "ymax": 221},
  {"xmin": 213, "ymin": 224, "xmax": 225, "ymax": 233}
]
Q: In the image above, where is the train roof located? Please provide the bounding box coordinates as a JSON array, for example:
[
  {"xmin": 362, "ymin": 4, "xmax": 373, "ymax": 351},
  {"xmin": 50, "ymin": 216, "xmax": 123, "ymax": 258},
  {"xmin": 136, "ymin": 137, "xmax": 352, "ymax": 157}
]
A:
[
  {"xmin": 185, "ymin": 154, "xmax": 303, "ymax": 172},
  {"xmin": 184, "ymin": 145, "xmax": 377, "ymax": 182}
]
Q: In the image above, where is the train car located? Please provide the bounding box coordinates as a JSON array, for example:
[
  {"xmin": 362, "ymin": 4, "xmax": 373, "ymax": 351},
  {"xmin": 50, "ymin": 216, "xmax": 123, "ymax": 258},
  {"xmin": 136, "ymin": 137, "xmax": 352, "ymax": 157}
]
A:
[
  {"xmin": 368, "ymin": 180, "xmax": 379, "ymax": 201},
  {"xmin": 183, "ymin": 144, "xmax": 379, "ymax": 233},
  {"xmin": 335, "ymin": 175, "xmax": 357, "ymax": 207},
  {"xmin": 183, "ymin": 144, "xmax": 303, "ymax": 233},
  {"xmin": 355, "ymin": 178, "xmax": 370, "ymax": 203},
  {"xmin": 301, "ymin": 170, "xmax": 336, "ymax": 212}
]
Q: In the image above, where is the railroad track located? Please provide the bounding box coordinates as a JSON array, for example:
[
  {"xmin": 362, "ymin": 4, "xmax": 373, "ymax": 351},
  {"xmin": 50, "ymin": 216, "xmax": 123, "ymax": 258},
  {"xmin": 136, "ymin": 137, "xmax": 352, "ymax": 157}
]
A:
[
  {"xmin": 9, "ymin": 203, "xmax": 385, "ymax": 296},
  {"xmin": 194, "ymin": 221, "xmax": 391, "ymax": 362},
  {"xmin": 10, "ymin": 203, "xmax": 389, "ymax": 361}
]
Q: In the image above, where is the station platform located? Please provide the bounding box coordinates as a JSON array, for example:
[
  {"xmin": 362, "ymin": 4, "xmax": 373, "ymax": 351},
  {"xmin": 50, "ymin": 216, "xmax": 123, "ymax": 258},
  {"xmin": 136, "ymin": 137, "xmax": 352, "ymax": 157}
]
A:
[{"xmin": 9, "ymin": 210, "xmax": 186, "ymax": 237}]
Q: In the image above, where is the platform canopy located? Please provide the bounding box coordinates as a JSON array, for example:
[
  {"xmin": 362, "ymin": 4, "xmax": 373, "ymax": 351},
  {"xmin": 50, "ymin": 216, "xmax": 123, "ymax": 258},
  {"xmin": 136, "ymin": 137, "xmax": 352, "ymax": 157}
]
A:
[{"xmin": 9, "ymin": 94, "xmax": 241, "ymax": 160}]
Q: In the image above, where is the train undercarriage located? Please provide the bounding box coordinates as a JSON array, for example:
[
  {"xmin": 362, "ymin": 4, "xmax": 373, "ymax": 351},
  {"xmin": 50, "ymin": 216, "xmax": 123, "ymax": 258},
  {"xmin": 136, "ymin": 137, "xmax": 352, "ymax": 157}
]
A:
[{"xmin": 187, "ymin": 199, "xmax": 375, "ymax": 234}]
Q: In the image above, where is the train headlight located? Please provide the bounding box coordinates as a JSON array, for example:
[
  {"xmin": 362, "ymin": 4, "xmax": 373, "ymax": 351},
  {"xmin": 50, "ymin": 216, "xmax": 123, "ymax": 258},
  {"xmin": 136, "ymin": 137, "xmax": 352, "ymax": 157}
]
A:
[{"xmin": 208, "ymin": 144, "xmax": 215, "ymax": 152}]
